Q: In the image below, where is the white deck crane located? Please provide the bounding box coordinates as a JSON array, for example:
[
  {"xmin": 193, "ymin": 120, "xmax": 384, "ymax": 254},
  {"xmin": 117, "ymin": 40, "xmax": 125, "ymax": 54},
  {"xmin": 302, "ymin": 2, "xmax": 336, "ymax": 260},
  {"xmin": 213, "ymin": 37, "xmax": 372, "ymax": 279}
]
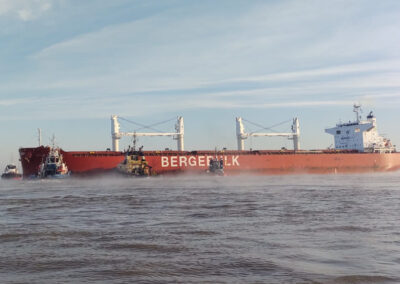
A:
[
  {"xmin": 236, "ymin": 117, "xmax": 300, "ymax": 151},
  {"xmin": 111, "ymin": 115, "xmax": 184, "ymax": 151}
]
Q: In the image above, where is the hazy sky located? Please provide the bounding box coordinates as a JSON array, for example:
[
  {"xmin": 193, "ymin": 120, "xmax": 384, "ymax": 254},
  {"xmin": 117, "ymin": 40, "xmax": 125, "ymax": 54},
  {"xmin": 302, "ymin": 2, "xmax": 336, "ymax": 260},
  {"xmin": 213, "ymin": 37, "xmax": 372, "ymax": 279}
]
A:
[{"xmin": 1, "ymin": 0, "xmax": 400, "ymax": 168}]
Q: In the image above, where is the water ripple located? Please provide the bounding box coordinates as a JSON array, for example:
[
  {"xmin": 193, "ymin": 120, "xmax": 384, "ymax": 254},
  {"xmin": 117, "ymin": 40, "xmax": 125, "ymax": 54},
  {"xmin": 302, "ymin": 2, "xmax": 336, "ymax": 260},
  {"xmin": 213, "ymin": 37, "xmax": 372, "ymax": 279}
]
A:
[{"xmin": 1, "ymin": 173, "xmax": 400, "ymax": 283}]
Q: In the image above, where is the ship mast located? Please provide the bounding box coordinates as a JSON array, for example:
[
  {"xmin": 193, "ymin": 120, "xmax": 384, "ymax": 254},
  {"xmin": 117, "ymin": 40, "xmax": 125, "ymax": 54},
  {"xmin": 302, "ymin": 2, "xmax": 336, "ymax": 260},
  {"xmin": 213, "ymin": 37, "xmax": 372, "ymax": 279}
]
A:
[
  {"xmin": 38, "ymin": 128, "xmax": 42, "ymax": 146},
  {"xmin": 353, "ymin": 103, "xmax": 362, "ymax": 123},
  {"xmin": 50, "ymin": 134, "xmax": 56, "ymax": 148}
]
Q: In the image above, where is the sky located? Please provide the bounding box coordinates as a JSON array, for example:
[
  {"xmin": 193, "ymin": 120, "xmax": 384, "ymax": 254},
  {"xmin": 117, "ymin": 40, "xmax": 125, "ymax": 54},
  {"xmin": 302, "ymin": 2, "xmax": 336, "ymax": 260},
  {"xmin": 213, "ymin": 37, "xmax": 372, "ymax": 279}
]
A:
[{"xmin": 1, "ymin": 0, "xmax": 400, "ymax": 168}]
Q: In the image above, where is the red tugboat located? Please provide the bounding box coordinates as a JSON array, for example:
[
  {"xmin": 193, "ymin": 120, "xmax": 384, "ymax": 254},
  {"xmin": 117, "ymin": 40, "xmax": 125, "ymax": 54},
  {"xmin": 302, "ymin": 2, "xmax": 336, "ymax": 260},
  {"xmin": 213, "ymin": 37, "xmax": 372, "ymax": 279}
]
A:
[{"xmin": 19, "ymin": 106, "xmax": 400, "ymax": 177}]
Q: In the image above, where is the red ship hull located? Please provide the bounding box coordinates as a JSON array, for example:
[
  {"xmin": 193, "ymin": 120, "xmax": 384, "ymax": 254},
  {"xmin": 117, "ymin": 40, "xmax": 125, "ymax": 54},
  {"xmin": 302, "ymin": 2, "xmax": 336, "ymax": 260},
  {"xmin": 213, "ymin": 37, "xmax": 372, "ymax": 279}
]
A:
[{"xmin": 19, "ymin": 147, "xmax": 400, "ymax": 178}]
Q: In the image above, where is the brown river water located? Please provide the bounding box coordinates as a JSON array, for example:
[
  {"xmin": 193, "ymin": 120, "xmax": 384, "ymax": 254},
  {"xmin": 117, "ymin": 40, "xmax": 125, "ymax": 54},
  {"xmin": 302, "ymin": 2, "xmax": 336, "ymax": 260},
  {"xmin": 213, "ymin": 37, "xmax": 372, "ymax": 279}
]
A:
[{"xmin": 1, "ymin": 173, "xmax": 400, "ymax": 283}]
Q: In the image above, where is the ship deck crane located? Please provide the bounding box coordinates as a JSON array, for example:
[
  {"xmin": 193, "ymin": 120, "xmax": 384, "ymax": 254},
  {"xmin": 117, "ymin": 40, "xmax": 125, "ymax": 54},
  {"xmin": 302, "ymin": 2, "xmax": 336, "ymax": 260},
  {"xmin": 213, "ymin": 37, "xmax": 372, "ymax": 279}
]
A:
[
  {"xmin": 236, "ymin": 117, "xmax": 300, "ymax": 151},
  {"xmin": 111, "ymin": 115, "xmax": 184, "ymax": 151}
]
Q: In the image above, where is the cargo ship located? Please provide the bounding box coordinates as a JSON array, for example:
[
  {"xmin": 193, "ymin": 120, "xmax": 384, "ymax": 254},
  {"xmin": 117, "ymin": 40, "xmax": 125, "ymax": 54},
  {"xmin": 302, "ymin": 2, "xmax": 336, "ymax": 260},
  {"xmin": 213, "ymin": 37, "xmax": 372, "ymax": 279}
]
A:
[{"xmin": 19, "ymin": 105, "xmax": 400, "ymax": 177}]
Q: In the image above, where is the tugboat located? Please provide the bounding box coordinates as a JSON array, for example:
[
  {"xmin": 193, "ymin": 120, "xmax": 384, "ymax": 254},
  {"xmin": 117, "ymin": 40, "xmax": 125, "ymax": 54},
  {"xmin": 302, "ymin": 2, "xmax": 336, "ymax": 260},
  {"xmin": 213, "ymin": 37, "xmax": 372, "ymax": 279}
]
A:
[
  {"xmin": 38, "ymin": 144, "xmax": 70, "ymax": 179},
  {"xmin": 207, "ymin": 158, "xmax": 224, "ymax": 176},
  {"xmin": 116, "ymin": 152, "xmax": 154, "ymax": 177},
  {"xmin": 116, "ymin": 136, "xmax": 155, "ymax": 177},
  {"xmin": 1, "ymin": 164, "xmax": 22, "ymax": 180}
]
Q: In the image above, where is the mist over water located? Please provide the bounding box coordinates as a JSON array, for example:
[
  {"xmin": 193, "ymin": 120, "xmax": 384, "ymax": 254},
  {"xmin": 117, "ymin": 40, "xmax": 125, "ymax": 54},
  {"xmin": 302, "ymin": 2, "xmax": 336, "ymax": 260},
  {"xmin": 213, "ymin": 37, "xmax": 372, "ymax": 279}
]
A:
[{"xmin": 1, "ymin": 173, "xmax": 400, "ymax": 283}]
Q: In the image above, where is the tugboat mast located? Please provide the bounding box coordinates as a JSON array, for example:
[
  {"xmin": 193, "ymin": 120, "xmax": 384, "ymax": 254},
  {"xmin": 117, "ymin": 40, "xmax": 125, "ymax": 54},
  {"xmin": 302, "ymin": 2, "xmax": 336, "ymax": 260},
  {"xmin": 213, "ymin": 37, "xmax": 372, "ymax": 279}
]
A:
[{"xmin": 132, "ymin": 132, "xmax": 137, "ymax": 152}]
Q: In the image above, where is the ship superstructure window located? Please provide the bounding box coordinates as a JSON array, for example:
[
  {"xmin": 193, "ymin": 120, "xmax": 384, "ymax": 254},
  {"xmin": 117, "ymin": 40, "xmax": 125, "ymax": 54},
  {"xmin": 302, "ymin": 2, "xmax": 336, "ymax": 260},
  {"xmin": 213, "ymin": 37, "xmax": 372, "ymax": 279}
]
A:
[{"xmin": 336, "ymin": 130, "xmax": 341, "ymax": 134}]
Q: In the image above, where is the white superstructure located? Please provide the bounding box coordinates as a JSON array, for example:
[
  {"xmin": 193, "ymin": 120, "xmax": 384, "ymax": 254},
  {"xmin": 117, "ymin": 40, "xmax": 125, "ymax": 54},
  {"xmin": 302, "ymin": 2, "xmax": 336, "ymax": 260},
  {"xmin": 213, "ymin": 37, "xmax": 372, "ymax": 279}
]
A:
[
  {"xmin": 236, "ymin": 117, "xmax": 300, "ymax": 151},
  {"xmin": 325, "ymin": 105, "xmax": 395, "ymax": 153},
  {"xmin": 111, "ymin": 116, "xmax": 184, "ymax": 152}
]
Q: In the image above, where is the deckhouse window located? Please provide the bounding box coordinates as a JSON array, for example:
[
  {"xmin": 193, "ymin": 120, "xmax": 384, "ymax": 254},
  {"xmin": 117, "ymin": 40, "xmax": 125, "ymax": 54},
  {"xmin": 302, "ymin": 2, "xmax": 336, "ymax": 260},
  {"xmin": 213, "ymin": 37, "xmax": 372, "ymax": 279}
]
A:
[{"xmin": 336, "ymin": 130, "xmax": 341, "ymax": 134}]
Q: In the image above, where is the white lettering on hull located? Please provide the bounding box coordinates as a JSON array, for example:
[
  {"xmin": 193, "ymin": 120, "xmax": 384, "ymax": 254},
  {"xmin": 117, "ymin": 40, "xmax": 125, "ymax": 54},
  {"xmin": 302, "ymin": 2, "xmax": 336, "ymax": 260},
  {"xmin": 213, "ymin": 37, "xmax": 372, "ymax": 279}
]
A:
[
  {"xmin": 170, "ymin": 156, "xmax": 177, "ymax": 167},
  {"xmin": 179, "ymin": 156, "xmax": 187, "ymax": 166},
  {"xmin": 224, "ymin": 156, "xmax": 231, "ymax": 166},
  {"xmin": 161, "ymin": 156, "xmax": 169, "ymax": 167},
  {"xmin": 188, "ymin": 156, "xmax": 196, "ymax": 166},
  {"xmin": 160, "ymin": 155, "xmax": 240, "ymax": 168},
  {"xmin": 232, "ymin": 156, "xmax": 239, "ymax": 166},
  {"xmin": 198, "ymin": 156, "xmax": 205, "ymax": 167}
]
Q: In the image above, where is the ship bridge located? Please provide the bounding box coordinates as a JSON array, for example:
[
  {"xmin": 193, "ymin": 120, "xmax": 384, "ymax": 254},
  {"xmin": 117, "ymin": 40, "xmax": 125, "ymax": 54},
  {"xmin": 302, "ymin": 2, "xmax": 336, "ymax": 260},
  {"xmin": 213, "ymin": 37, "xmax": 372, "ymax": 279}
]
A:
[{"xmin": 325, "ymin": 105, "xmax": 395, "ymax": 153}]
